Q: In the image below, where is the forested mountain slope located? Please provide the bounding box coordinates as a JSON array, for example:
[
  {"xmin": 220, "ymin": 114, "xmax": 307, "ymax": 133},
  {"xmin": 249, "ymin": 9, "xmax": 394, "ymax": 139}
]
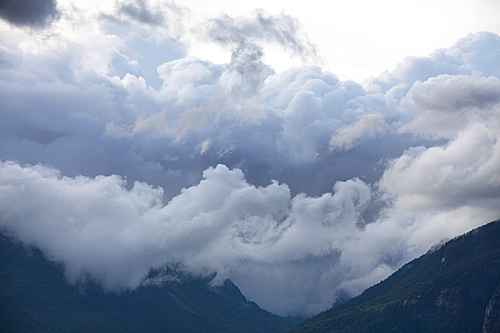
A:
[
  {"xmin": 0, "ymin": 234, "xmax": 295, "ymax": 333},
  {"xmin": 290, "ymin": 220, "xmax": 500, "ymax": 333}
]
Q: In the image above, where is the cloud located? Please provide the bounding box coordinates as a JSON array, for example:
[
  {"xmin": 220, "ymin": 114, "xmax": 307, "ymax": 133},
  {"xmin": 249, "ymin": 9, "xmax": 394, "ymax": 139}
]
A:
[
  {"xmin": 399, "ymin": 73, "xmax": 500, "ymax": 139},
  {"xmin": 119, "ymin": 0, "xmax": 165, "ymax": 26},
  {"xmin": 365, "ymin": 32, "xmax": 500, "ymax": 94},
  {"xmin": 201, "ymin": 10, "xmax": 318, "ymax": 97},
  {"xmin": 1, "ymin": 3, "xmax": 500, "ymax": 317},
  {"xmin": 204, "ymin": 10, "xmax": 317, "ymax": 61},
  {"xmin": 198, "ymin": 139, "xmax": 212, "ymax": 155},
  {"xmin": 330, "ymin": 113, "xmax": 387, "ymax": 151},
  {"xmin": 100, "ymin": 0, "xmax": 186, "ymax": 33},
  {"xmin": 0, "ymin": 0, "xmax": 59, "ymax": 28},
  {"xmin": 3, "ymin": 156, "xmax": 495, "ymax": 316},
  {"xmin": 0, "ymin": 161, "xmax": 374, "ymax": 316},
  {"xmin": 380, "ymin": 78, "xmax": 500, "ymax": 212}
]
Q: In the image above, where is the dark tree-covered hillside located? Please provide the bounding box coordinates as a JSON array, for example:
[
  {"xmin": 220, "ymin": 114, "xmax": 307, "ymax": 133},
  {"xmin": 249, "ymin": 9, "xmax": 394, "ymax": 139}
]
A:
[
  {"xmin": 0, "ymin": 234, "xmax": 295, "ymax": 333},
  {"xmin": 290, "ymin": 220, "xmax": 500, "ymax": 333}
]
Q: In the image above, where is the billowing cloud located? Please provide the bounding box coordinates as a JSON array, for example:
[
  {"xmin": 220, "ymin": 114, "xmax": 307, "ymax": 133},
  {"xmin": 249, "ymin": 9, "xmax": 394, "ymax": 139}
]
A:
[
  {"xmin": 0, "ymin": 0, "xmax": 59, "ymax": 28},
  {"xmin": 0, "ymin": 161, "xmax": 373, "ymax": 316},
  {"xmin": 119, "ymin": 0, "xmax": 166, "ymax": 26},
  {"xmin": 204, "ymin": 10, "xmax": 317, "ymax": 61},
  {"xmin": 201, "ymin": 10, "xmax": 318, "ymax": 98},
  {"xmin": 381, "ymin": 80, "xmax": 500, "ymax": 211},
  {"xmin": 330, "ymin": 113, "xmax": 387, "ymax": 151},
  {"xmin": 399, "ymin": 73, "xmax": 500, "ymax": 139},
  {"xmin": 1, "ymin": 1, "xmax": 500, "ymax": 317}
]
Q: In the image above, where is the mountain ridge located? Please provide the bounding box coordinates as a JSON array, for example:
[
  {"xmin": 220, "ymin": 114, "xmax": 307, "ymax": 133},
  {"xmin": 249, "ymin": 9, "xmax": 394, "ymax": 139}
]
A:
[
  {"xmin": 289, "ymin": 219, "xmax": 500, "ymax": 333},
  {"xmin": 0, "ymin": 233, "xmax": 295, "ymax": 333}
]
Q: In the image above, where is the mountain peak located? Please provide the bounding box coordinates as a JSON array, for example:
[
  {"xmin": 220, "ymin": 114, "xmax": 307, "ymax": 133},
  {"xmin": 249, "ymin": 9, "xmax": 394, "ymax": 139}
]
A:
[{"xmin": 0, "ymin": 234, "xmax": 295, "ymax": 333}]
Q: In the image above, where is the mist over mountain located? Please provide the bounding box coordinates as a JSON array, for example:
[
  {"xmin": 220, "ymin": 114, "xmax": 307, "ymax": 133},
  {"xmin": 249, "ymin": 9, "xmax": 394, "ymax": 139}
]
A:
[
  {"xmin": 0, "ymin": 233, "xmax": 295, "ymax": 332},
  {"xmin": 1, "ymin": 0, "xmax": 500, "ymax": 317},
  {"xmin": 290, "ymin": 220, "xmax": 500, "ymax": 333}
]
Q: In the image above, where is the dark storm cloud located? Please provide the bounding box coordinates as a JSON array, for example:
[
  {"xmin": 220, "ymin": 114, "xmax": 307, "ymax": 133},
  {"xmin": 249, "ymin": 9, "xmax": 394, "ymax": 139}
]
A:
[
  {"xmin": 200, "ymin": 11, "xmax": 318, "ymax": 97},
  {"xmin": 206, "ymin": 10, "xmax": 317, "ymax": 61},
  {"xmin": 119, "ymin": 0, "xmax": 165, "ymax": 25},
  {"xmin": 1, "ymin": 5, "xmax": 500, "ymax": 317},
  {"xmin": 0, "ymin": 0, "xmax": 59, "ymax": 28}
]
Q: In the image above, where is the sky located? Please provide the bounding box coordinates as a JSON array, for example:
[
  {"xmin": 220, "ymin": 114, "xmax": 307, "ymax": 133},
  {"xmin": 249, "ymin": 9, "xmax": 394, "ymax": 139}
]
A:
[{"xmin": 1, "ymin": 0, "xmax": 500, "ymax": 317}]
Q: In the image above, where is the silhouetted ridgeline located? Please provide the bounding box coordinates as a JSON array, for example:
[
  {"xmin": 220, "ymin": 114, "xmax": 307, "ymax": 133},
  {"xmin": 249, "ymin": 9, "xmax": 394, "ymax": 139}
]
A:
[
  {"xmin": 0, "ymin": 234, "xmax": 295, "ymax": 333},
  {"xmin": 289, "ymin": 220, "xmax": 500, "ymax": 333},
  {"xmin": 3, "ymin": 220, "xmax": 500, "ymax": 333}
]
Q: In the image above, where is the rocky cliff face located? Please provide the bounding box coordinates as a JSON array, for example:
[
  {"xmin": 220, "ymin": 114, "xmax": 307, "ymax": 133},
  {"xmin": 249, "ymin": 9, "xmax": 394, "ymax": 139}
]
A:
[{"xmin": 483, "ymin": 284, "xmax": 500, "ymax": 333}]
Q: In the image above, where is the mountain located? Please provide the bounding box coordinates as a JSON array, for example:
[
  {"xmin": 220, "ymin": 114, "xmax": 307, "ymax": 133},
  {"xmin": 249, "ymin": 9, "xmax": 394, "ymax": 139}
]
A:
[
  {"xmin": 0, "ymin": 234, "xmax": 295, "ymax": 333},
  {"xmin": 290, "ymin": 220, "xmax": 500, "ymax": 333}
]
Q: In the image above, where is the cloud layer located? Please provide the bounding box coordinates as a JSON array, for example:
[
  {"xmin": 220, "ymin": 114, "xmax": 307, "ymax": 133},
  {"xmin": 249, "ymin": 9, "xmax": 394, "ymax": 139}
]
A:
[
  {"xmin": 1, "ymin": 1, "xmax": 500, "ymax": 317},
  {"xmin": 0, "ymin": 0, "xmax": 59, "ymax": 28}
]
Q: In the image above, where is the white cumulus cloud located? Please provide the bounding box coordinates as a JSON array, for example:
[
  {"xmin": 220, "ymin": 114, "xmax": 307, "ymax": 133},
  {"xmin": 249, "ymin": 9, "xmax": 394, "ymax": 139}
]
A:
[{"xmin": 1, "ymin": 1, "xmax": 500, "ymax": 317}]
